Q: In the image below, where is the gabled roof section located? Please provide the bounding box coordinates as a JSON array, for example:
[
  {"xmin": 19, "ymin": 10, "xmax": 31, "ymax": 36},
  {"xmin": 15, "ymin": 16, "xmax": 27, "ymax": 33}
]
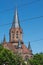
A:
[
  {"xmin": 11, "ymin": 8, "xmax": 20, "ymax": 28},
  {"xmin": 22, "ymin": 44, "xmax": 29, "ymax": 54}
]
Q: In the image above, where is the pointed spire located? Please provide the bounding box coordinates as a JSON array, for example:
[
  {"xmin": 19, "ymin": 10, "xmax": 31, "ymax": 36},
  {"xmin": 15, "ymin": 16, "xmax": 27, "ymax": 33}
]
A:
[
  {"xmin": 28, "ymin": 42, "xmax": 31, "ymax": 50},
  {"xmin": 12, "ymin": 8, "xmax": 20, "ymax": 28},
  {"xmin": 3, "ymin": 35, "xmax": 6, "ymax": 43},
  {"xmin": 18, "ymin": 39, "xmax": 21, "ymax": 48}
]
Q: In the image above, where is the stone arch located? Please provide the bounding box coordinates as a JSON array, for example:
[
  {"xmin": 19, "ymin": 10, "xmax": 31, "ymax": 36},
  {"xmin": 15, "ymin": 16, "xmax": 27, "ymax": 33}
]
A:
[{"xmin": 25, "ymin": 55, "xmax": 29, "ymax": 61}]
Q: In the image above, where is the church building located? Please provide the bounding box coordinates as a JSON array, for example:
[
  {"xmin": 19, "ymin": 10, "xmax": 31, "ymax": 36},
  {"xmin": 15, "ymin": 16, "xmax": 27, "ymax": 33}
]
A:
[{"xmin": 2, "ymin": 8, "xmax": 33, "ymax": 60}]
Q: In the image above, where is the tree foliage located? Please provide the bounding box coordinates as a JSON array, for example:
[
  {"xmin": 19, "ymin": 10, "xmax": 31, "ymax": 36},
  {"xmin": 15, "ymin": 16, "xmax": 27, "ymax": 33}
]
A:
[
  {"xmin": 28, "ymin": 53, "xmax": 43, "ymax": 65},
  {"xmin": 0, "ymin": 44, "xmax": 26, "ymax": 65}
]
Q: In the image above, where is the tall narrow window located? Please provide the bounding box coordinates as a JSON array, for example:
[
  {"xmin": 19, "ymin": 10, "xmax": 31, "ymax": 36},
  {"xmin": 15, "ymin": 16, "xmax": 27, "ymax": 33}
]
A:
[
  {"xmin": 12, "ymin": 34, "xmax": 14, "ymax": 42},
  {"xmin": 12, "ymin": 34, "xmax": 14, "ymax": 38},
  {"xmin": 16, "ymin": 31, "xmax": 18, "ymax": 38},
  {"xmin": 16, "ymin": 34, "xmax": 18, "ymax": 38}
]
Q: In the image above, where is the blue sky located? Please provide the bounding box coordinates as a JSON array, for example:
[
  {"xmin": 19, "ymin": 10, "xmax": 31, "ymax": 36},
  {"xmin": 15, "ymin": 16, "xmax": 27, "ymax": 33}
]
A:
[{"xmin": 0, "ymin": 0, "xmax": 43, "ymax": 54}]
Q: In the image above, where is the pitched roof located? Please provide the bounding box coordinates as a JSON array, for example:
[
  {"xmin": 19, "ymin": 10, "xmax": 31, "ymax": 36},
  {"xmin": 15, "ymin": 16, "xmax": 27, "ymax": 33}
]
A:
[
  {"xmin": 3, "ymin": 42, "xmax": 16, "ymax": 53},
  {"xmin": 7, "ymin": 43, "xmax": 16, "ymax": 52},
  {"xmin": 3, "ymin": 42, "xmax": 32, "ymax": 54},
  {"xmin": 22, "ymin": 44, "xmax": 30, "ymax": 54}
]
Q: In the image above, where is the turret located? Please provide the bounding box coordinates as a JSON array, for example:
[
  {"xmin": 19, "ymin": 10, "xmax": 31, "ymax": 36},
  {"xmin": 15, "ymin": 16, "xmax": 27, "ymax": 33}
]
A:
[
  {"xmin": 3, "ymin": 35, "xmax": 6, "ymax": 43},
  {"xmin": 28, "ymin": 42, "xmax": 32, "ymax": 51}
]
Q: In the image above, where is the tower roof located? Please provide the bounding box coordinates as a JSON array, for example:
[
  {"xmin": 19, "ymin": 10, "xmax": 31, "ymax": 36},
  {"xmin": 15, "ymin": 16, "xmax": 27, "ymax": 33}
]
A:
[
  {"xmin": 18, "ymin": 40, "xmax": 21, "ymax": 48},
  {"xmin": 3, "ymin": 35, "xmax": 6, "ymax": 42},
  {"xmin": 28, "ymin": 42, "xmax": 32, "ymax": 50},
  {"xmin": 12, "ymin": 8, "xmax": 20, "ymax": 28}
]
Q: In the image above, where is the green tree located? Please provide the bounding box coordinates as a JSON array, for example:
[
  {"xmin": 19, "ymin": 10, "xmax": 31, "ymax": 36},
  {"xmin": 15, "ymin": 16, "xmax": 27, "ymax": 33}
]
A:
[
  {"xmin": 0, "ymin": 44, "xmax": 26, "ymax": 65},
  {"xmin": 28, "ymin": 53, "xmax": 43, "ymax": 65}
]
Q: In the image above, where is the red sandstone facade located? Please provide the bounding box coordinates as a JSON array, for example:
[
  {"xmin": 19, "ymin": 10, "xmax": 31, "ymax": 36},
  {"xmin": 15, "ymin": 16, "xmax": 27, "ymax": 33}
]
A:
[{"xmin": 2, "ymin": 8, "xmax": 32, "ymax": 61}]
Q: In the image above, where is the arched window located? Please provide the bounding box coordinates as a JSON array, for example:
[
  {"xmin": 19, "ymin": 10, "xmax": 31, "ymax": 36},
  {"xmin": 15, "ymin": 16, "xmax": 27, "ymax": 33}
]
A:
[
  {"xmin": 25, "ymin": 56, "xmax": 29, "ymax": 61},
  {"xmin": 16, "ymin": 31, "xmax": 18, "ymax": 33},
  {"xmin": 12, "ymin": 34, "xmax": 15, "ymax": 42},
  {"xmin": 20, "ymin": 31, "xmax": 22, "ymax": 34},
  {"xmin": 12, "ymin": 34, "xmax": 14, "ymax": 38},
  {"xmin": 12, "ymin": 31, "xmax": 14, "ymax": 33},
  {"xmin": 16, "ymin": 31, "xmax": 18, "ymax": 38}
]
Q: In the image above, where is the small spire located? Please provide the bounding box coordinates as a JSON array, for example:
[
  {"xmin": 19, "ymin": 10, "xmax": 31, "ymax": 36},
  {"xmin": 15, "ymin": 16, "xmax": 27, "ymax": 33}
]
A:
[
  {"xmin": 18, "ymin": 39, "xmax": 21, "ymax": 48},
  {"xmin": 3, "ymin": 35, "xmax": 6, "ymax": 43},
  {"xmin": 28, "ymin": 42, "xmax": 31, "ymax": 50},
  {"xmin": 12, "ymin": 8, "xmax": 20, "ymax": 28}
]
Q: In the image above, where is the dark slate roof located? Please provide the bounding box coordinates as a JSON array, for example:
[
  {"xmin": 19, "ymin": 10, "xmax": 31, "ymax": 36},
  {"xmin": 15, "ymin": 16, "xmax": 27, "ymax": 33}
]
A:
[
  {"xmin": 12, "ymin": 8, "xmax": 20, "ymax": 28},
  {"xmin": 3, "ymin": 34, "xmax": 6, "ymax": 42},
  {"xmin": 28, "ymin": 42, "xmax": 32, "ymax": 50}
]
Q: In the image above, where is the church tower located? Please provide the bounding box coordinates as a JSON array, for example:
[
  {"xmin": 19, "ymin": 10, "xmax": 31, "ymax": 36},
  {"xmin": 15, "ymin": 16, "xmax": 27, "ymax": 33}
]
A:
[
  {"xmin": 9, "ymin": 8, "xmax": 23, "ymax": 46},
  {"xmin": 2, "ymin": 8, "xmax": 33, "ymax": 60}
]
